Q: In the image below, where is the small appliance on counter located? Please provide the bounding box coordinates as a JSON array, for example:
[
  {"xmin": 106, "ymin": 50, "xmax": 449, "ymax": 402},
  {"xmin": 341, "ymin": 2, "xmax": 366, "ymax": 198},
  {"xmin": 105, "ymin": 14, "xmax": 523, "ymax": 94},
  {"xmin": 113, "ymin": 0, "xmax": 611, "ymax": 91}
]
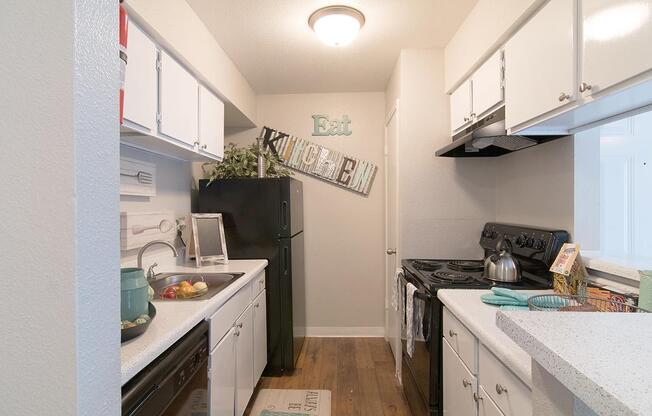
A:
[
  {"xmin": 121, "ymin": 267, "xmax": 156, "ymax": 343},
  {"xmin": 400, "ymin": 222, "xmax": 569, "ymax": 416}
]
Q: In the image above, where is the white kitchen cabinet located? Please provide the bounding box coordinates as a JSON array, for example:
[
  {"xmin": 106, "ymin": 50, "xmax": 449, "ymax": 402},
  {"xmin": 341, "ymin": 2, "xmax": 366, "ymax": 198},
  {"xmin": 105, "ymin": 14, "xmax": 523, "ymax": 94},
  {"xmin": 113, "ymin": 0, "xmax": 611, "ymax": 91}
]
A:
[
  {"xmin": 443, "ymin": 338, "xmax": 477, "ymax": 416},
  {"xmin": 504, "ymin": 0, "xmax": 576, "ymax": 130},
  {"xmin": 158, "ymin": 51, "xmax": 199, "ymax": 147},
  {"xmin": 450, "ymin": 81, "xmax": 473, "ymax": 132},
  {"xmin": 210, "ymin": 327, "xmax": 236, "ymax": 416},
  {"xmin": 479, "ymin": 344, "xmax": 531, "ymax": 416},
  {"xmin": 252, "ymin": 290, "xmax": 267, "ymax": 384},
  {"xmin": 235, "ymin": 304, "xmax": 254, "ymax": 416},
  {"xmin": 123, "ymin": 22, "xmax": 157, "ymax": 133},
  {"xmin": 478, "ymin": 385, "xmax": 505, "ymax": 416},
  {"xmin": 472, "ymin": 51, "xmax": 504, "ymax": 119},
  {"xmin": 199, "ymin": 85, "xmax": 225, "ymax": 159},
  {"xmin": 581, "ymin": 0, "xmax": 652, "ymax": 95}
]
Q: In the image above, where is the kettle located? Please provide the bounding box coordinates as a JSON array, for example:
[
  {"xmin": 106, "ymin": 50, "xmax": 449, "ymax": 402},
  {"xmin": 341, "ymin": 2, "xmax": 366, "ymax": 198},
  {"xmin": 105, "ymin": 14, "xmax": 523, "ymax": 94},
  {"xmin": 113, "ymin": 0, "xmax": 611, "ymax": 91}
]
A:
[{"xmin": 484, "ymin": 238, "xmax": 521, "ymax": 282}]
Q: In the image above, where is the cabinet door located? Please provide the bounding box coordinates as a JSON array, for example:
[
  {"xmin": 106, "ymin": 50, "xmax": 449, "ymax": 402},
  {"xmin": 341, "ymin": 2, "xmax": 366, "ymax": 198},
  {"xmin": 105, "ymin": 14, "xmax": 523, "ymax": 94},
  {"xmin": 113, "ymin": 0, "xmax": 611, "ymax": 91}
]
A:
[
  {"xmin": 450, "ymin": 81, "xmax": 473, "ymax": 132},
  {"xmin": 235, "ymin": 305, "xmax": 254, "ymax": 416},
  {"xmin": 472, "ymin": 51, "xmax": 504, "ymax": 118},
  {"xmin": 582, "ymin": 0, "xmax": 652, "ymax": 94},
  {"xmin": 123, "ymin": 22, "xmax": 157, "ymax": 132},
  {"xmin": 478, "ymin": 386, "xmax": 505, "ymax": 416},
  {"xmin": 443, "ymin": 338, "xmax": 477, "ymax": 416},
  {"xmin": 199, "ymin": 85, "xmax": 225, "ymax": 159},
  {"xmin": 210, "ymin": 327, "xmax": 236, "ymax": 416},
  {"xmin": 504, "ymin": 0, "xmax": 575, "ymax": 129},
  {"xmin": 253, "ymin": 290, "xmax": 267, "ymax": 384},
  {"xmin": 159, "ymin": 51, "xmax": 198, "ymax": 146}
]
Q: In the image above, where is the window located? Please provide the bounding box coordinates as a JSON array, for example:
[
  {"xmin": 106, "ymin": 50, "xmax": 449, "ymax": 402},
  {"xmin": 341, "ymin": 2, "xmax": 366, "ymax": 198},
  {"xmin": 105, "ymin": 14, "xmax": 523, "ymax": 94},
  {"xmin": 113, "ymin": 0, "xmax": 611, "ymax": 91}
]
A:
[{"xmin": 575, "ymin": 110, "xmax": 652, "ymax": 275}]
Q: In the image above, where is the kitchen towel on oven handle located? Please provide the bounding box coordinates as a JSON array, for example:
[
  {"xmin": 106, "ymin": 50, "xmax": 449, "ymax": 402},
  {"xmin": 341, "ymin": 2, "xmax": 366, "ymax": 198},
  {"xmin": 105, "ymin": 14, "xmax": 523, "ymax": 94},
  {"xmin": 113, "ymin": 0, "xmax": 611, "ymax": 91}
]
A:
[{"xmin": 406, "ymin": 282, "xmax": 417, "ymax": 357}]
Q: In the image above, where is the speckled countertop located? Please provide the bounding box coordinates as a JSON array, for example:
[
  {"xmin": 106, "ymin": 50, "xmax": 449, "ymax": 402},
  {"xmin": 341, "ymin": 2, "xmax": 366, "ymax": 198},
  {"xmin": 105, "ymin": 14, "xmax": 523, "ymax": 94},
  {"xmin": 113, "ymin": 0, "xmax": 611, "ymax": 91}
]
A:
[
  {"xmin": 438, "ymin": 289, "xmax": 552, "ymax": 387},
  {"xmin": 120, "ymin": 259, "xmax": 267, "ymax": 385},
  {"xmin": 497, "ymin": 311, "xmax": 652, "ymax": 416}
]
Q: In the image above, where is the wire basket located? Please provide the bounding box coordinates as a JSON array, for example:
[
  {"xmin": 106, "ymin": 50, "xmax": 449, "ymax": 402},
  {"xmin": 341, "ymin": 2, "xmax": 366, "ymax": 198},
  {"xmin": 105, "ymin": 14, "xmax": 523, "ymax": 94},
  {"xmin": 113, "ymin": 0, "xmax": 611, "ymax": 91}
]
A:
[{"xmin": 528, "ymin": 294, "xmax": 650, "ymax": 313}]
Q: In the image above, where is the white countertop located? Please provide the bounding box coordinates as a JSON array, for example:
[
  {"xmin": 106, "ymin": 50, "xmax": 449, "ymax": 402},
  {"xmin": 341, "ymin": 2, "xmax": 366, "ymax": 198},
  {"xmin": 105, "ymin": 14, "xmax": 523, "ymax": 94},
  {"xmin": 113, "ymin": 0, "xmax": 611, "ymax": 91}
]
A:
[
  {"xmin": 120, "ymin": 259, "xmax": 267, "ymax": 385},
  {"xmin": 497, "ymin": 310, "xmax": 652, "ymax": 416},
  {"xmin": 438, "ymin": 289, "xmax": 552, "ymax": 387}
]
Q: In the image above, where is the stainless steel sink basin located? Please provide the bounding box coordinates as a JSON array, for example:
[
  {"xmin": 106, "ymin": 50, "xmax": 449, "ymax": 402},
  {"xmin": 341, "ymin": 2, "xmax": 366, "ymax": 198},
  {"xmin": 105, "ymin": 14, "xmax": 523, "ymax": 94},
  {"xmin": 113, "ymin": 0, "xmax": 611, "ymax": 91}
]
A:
[{"xmin": 149, "ymin": 272, "xmax": 245, "ymax": 301}]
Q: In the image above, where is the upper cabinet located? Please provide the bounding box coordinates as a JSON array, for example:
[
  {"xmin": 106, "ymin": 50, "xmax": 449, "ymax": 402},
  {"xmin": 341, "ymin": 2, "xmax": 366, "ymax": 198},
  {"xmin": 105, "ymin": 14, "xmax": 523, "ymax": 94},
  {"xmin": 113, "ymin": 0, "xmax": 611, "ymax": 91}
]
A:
[
  {"xmin": 450, "ymin": 81, "xmax": 473, "ymax": 132},
  {"xmin": 199, "ymin": 85, "xmax": 225, "ymax": 160},
  {"xmin": 471, "ymin": 51, "xmax": 504, "ymax": 119},
  {"xmin": 158, "ymin": 51, "xmax": 199, "ymax": 148},
  {"xmin": 122, "ymin": 22, "xmax": 157, "ymax": 133},
  {"xmin": 504, "ymin": 0, "xmax": 576, "ymax": 130},
  {"xmin": 581, "ymin": 0, "xmax": 652, "ymax": 95},
  {"xmin": 450, "ymin": 51, "xmax": 504, "ymax": 133}
]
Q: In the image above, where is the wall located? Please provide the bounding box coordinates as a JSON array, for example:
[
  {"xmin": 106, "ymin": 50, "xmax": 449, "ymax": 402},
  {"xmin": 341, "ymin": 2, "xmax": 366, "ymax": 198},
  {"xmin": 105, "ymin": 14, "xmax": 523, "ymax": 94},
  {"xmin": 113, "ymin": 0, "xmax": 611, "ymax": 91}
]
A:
[
  {"xmin": 0, "ymin": 0, "xmax": 120, "ymax": 414},
  {"xmin": 391, "ymin": 49, "xmax": 497, "ymax": 259},
  {"xmin": 494, "ymin": 138, "xmax": 575, "ymax": 233},
  {"xmin": 223, "ymin": 92, "xmax": 387, "ymax": 335},
  {"xmin": 444, "ymin": 0, "xmax": 544, "ymax": 92},
  {"xmin": 126, "ymin": 0, "xmax": 257, "ymax": 127}
]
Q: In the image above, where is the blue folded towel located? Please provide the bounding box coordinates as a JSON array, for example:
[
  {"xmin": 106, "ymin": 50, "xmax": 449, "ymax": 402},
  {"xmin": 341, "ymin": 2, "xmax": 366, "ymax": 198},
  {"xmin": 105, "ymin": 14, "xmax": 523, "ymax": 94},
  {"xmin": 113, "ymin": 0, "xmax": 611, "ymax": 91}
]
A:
[
  {"xmin": 499, "ymin": 305, "xmax": 530, "ymax": 311},
  {"xmin": 491, "ymin": 287, "xmax": 530, "ymax": 304},
  {"xmin": 481, "ymin": 288, "xmax": 532, "ymax": 307}
]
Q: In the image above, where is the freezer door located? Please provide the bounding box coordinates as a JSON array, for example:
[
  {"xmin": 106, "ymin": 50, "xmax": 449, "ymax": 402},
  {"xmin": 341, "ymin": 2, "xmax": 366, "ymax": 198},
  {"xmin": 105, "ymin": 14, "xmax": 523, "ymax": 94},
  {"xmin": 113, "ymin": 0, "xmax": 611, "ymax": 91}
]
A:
[
  {"xmin": 280, "ymin": 178, "xmax": 303, "ymax": 238},
  {"xmin": 279, "ymin": 232, "xmax": 305, "ymax": 369},
  {"xmin": 290, "ymin": 232, "xmax": 305, "ymax": 364}
]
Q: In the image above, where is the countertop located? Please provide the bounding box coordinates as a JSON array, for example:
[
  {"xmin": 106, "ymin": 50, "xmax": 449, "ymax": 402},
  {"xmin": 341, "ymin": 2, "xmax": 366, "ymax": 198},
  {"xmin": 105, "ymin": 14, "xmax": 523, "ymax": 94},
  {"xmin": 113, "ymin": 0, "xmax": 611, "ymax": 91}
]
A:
[
  {"xmin": 438, "ymin": 289, "xmax": 552, "ymax": 387},
  {"xmin": 120, "ymin": 259, "xmax": 268, "ymax": 386},
  {"xmin": 497, "ymin": 310, "xmax": 652, "ymax": 416}
]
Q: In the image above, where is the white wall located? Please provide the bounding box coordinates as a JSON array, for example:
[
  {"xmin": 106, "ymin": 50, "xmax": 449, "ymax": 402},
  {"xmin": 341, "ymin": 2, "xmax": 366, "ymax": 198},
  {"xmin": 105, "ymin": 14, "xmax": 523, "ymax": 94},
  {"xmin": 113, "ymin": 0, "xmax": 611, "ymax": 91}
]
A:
[
  {"xmin": 126, "ymin": 0, "xmax": 257, "ymax": 127},
  {"xmin": 222, "ymin": 92, "xmax": 387, "ymax": 335},
  {"xmin": 444, "ymin": 0, "xmax": 544, "ymax": 92},
  {"xmin": 494, "ymin": 138, "xmax": 575, "ymax": 233},
  {"xmin": 390, "ymin": 49, "xmax": 497, "ymax": 259},
  {"xmin": 0, "ymin": 1, "xmax": 120, "ymax": 414}
]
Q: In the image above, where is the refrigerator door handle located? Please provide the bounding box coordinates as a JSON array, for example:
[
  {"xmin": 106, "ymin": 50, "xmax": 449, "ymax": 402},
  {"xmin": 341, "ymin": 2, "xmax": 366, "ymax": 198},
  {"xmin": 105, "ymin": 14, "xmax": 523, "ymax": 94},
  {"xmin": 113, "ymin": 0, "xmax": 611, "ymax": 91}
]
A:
[
  {"xmin": 281, "ymin": 201, "xmax": 288, "ymax": 230},
  {"xmin": 283, "ymin": 246, "xmax": 289, "ymax": 275}
]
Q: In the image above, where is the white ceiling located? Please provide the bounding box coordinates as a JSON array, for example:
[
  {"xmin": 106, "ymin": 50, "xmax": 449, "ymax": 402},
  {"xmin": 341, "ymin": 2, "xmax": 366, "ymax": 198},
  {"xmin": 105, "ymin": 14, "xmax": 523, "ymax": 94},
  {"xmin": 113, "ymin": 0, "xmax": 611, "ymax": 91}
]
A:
[{"xmin": 186, "ymin": 0, "xmax": 478, "ymax": 94}]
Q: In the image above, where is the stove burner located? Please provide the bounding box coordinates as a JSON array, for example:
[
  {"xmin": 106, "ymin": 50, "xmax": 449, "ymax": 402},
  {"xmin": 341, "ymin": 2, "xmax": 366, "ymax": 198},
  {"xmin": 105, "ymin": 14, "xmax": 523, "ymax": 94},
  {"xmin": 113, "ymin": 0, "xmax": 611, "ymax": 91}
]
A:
[
  {"xmin": 412, "ymin": 260, "xmax": 443, "ymax": 272},
  {"xmin": 431, "ymin": 271, "xmax": 476, "ymax": 283},
  {"xmin": 447, "ymin": 260, "xmax": 484, "ymax": 273}
]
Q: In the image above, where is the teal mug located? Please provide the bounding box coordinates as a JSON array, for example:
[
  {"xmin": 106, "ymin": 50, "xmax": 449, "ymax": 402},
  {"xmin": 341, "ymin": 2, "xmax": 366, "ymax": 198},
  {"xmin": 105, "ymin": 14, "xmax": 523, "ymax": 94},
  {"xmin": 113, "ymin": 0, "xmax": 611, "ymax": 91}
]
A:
[{"xmin": 121, "ymin": 268, "xmax": 149, "ymax": 321}]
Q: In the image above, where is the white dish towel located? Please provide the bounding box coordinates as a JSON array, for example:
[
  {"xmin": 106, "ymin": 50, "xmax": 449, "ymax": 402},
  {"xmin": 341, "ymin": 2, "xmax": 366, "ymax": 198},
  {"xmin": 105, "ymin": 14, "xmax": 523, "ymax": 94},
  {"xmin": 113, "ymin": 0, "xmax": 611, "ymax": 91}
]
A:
[{"xmin": 406, "ymin": 282, "xmax": 417, "ymax": 357}]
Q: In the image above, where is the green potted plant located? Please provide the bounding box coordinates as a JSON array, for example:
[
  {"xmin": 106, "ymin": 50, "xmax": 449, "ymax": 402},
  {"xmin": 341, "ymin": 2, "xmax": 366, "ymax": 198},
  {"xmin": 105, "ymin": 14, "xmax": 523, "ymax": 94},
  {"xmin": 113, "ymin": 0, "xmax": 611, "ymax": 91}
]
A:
[{"xmin": 202, "ymin": 142, "xmax": 292, "ymax": 184}]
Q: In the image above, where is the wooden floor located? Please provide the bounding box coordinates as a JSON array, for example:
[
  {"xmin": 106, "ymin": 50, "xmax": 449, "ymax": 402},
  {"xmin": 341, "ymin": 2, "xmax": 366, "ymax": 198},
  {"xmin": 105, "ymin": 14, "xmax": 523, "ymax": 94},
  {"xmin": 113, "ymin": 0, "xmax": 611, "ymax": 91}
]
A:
[{"xmin": 246, "ymin": 337, "xmax": 412, "ymax": 416}]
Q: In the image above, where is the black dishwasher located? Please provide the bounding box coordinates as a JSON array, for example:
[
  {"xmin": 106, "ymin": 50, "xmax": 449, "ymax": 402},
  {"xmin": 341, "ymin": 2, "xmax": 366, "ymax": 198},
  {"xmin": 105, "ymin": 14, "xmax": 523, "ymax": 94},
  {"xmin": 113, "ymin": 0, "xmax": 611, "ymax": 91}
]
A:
[{"xmin": 122, "ymin": 321, "xmax": 209, "ymax": 416}]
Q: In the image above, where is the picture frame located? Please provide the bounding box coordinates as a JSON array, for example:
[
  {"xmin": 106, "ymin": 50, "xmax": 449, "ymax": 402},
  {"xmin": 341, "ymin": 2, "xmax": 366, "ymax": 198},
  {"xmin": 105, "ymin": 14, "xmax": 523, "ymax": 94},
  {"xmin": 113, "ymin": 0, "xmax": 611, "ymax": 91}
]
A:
[{"xmin": 186, "ymin": 213, "xmax": 229, "ymax": 267}]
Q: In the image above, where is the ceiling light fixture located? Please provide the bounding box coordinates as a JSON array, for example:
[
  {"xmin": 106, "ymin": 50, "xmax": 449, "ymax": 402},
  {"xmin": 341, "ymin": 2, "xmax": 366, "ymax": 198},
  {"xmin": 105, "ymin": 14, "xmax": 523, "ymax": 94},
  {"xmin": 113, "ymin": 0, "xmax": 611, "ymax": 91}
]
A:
[{"xmin": 308, "ymin": 5, "xmax": 365, "ymax": 47}]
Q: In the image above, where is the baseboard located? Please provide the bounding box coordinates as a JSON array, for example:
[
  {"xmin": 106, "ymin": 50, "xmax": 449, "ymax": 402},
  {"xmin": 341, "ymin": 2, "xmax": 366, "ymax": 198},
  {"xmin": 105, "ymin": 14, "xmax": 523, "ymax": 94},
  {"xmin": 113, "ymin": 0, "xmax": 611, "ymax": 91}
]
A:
[{"xmin": 304, "ymin": 326, "xmax": 385, "ymax": 337}]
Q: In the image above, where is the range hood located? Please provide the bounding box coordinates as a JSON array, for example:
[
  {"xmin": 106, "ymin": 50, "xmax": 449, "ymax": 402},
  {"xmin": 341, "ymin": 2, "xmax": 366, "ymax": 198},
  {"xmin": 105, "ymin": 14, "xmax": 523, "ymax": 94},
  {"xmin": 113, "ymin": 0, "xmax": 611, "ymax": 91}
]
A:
[{"xmin": 435, "ymin": 107, "xmax": 565, "ymax": 157}]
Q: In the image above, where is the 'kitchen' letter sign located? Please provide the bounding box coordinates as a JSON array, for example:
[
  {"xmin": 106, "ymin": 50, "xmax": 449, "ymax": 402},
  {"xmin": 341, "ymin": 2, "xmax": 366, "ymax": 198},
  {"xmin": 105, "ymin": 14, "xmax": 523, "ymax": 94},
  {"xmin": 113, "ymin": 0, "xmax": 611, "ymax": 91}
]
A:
[{"xmin": 260, "ymin": 126, "xmax": 377, "ymax": 195}]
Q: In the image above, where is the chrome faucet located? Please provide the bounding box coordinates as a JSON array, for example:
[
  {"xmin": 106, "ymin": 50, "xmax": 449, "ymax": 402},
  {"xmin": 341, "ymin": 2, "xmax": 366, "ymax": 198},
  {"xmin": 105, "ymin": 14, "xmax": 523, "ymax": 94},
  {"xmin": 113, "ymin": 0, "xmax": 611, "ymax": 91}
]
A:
[{"xmin": 137, "ymin": 240, "xmax": 179, "ymax": 281}]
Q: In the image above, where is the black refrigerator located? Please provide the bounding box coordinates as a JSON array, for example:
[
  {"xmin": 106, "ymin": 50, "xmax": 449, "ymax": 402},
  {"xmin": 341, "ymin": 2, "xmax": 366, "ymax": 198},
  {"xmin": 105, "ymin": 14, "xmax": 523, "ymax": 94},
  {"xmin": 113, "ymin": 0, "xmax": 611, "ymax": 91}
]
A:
[{"xmin": 198, "ymin": 177, "xmax": 305, "ymax": 374}]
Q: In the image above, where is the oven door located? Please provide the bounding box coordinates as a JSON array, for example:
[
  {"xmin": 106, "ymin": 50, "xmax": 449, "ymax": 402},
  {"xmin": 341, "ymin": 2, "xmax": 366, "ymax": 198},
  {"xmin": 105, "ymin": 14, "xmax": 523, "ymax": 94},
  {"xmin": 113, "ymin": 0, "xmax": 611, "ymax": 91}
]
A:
[{"xmin": 400, "ymin": 272, "xmax": 432, "ymax": 415}]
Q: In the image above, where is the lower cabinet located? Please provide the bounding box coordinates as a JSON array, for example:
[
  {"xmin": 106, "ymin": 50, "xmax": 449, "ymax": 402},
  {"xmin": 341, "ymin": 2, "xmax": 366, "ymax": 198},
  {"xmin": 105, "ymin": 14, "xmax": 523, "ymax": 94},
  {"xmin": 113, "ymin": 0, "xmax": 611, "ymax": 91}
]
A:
[
  {"xmin": 478, "ymin": 385, "xmax": 505, "ymax": 416},
  {"xmin": 443, "ymin": 338, "xmax": 477, "ymax": 416},
  {"xmin": 208, "ymin": 272, "xmax": 267, "ymax": 416}
]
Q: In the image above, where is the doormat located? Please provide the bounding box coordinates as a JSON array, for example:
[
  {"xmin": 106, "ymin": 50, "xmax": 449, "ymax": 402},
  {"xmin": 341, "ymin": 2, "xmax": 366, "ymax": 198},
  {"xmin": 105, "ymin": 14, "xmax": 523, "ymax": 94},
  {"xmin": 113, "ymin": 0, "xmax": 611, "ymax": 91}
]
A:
[{"xmin": 250, "ymin": 389, "xmax": 331, "ymax": 416}]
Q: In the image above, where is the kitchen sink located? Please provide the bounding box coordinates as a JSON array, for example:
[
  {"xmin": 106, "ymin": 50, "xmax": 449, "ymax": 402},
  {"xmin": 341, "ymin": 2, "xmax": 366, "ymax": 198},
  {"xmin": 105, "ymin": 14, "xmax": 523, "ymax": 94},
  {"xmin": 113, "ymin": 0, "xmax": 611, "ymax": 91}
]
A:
[{"xmin": 149, "ymin": 272, "xmax": 245, "ymax": 301}]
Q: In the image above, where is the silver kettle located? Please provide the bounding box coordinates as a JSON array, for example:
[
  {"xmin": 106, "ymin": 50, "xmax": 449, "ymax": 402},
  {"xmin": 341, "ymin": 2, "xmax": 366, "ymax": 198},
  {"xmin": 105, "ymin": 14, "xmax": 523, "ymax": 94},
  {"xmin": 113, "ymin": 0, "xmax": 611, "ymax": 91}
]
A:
[{"xmin": 484, "ymin": 238, "xmax": 521, "ymax": 282}]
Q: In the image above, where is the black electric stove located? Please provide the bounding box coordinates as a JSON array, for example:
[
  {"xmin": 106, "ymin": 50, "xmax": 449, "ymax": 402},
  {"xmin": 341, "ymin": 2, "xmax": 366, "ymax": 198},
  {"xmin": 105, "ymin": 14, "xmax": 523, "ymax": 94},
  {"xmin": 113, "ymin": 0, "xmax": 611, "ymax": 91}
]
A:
[{"xmin": 399, "ymin": 223, "xmax": 569, "ymax": 416}]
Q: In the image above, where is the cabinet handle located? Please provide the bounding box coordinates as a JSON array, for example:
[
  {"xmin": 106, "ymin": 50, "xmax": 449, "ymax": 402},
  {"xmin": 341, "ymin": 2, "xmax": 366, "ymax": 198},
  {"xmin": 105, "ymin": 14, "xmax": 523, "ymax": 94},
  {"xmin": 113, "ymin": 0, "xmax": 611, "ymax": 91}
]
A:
[
  {"xmin": 254, "ymin": 303, "xmax": 260, "ymax": 308},
  {"xmin": 462, "ymin": 379, "xmax": 472, "ymax": 388},
  {"xmin": 202, "ymin": 144, "xmax": 207, "ymax": 149},
  {"xmin": 473, "ymin": 392, "xmax": 483, "ymax": 402},
  {"xmin": 193, "ymin": 141, "xmax": 200, "ymax": 146},
  {"xmin": 237, "ymin": 323, "xmax": 243, "ymax": 328},
  {"xmin": 496, "ymin": 384, "xmax": 508, "ymax": 395},
  {"xmin": 558, "ymin": 92, "xmax": 570, "ymax": 102},
  {"xmin": 470, "ymin": 113, "xmax": 476, "ymax": 118},
  {"xmin": 234, "ymin": 330, "xmax": 240, "ymax": 337},
  {"xmin": 463, "ymin": 116, "xmax": 470, "ymax": 122},
  {"xmin": 579, "ymin": 82, "xmax": 592, "ymax": 93},
  {"xmin": 449, "ymin": 329, "xmax": 457, "ymax": 337}
]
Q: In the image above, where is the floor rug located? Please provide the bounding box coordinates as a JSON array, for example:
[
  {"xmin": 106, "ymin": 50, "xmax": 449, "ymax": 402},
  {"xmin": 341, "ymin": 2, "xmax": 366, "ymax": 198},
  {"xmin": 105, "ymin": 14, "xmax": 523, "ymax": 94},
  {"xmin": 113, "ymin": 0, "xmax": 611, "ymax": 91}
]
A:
[{"xmin": 249, "ymin": 389, "xmax": 331, "ymax": 416}]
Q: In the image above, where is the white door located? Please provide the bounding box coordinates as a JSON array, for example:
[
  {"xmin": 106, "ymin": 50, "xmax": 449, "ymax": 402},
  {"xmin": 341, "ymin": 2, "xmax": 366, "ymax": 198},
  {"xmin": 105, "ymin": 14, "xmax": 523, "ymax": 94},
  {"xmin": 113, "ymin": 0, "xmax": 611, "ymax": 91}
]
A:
[
  {"xmin": 472, "ymin": 51, "xmax": 504, "ymax": 118},
  {"xmin": 581, "ymin": 0, "xmax": 652, "ymax": 95},
  {"xmin": 199, "ymin": 85, "xmax": 225, "ymax": 159},
  {"xmin": 159, "ymin": 51, "xmax": 198, "ymax": 147},
  {"xmin": 235, "ymin": 304, "xmax": 254, "ymax": 416},
  {"xmin": 210, "ymin": 327, "xmax": 236, "ymax": 416},
  {"xmin": 252, "ymin": 289, "xmax": 267, "ymax": 384},
  {"xmin": 384, "ymin": 101, "xmax": 400, "ymax": 377},
  {"xmin": 123, "ymin": 22, "xmax": 157, "ymax": 132},
  {"xmin": 504, "ymin": 0, "xmax": 575, "ymax": 130},
  {"xmin": 450, "ymin": 81, "xmax": 473, "ymax": 131},
  {"xmin": 443, "ymin": 339, "xmax": 477, "ymax": 416}
]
